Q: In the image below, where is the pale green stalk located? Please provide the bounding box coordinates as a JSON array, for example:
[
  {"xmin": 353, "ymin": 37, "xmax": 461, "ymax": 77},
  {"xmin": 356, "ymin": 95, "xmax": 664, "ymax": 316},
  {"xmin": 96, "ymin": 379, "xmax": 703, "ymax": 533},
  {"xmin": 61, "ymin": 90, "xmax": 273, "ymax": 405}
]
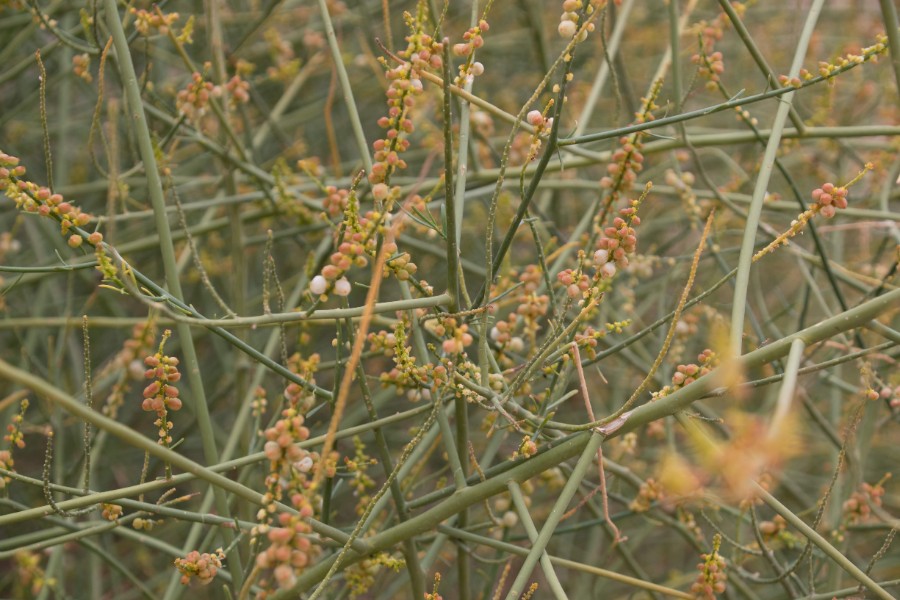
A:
[
  {"xmin": 317, "ymin": 0, "xmax": 372, "ymax": 174},
  {"xmin": 728, "ymin": 0, "xmax": 823, "ymax": 355},
  {"xmin": 508, "ymin": 481, "xmax": 569, "ymax": 600},
  {"xmin": 102, "ymin": 1, "xmax": 243, "ymax": 581}
]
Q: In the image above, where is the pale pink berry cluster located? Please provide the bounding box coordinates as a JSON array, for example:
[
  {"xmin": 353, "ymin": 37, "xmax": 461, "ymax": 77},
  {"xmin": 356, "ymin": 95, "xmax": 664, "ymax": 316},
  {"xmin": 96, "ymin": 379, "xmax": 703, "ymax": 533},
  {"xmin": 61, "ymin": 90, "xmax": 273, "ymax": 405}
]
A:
[
  {"xmin": 102, "ymin": 320, "xmax": 158, "ymax": 419},
  {"xmin": 176, "ymin": 72, "xmax": 215, "ymax": 120},
  {"xmin": 691, "ymin": 50, "xmax": 725, "ymax": 88},
  {"xmin": 262, "ymin": 408, "xmax": 311, "ymax": 468},
  {"xmin": 810, "ymin": 182, "xmax": 848, "ymax": 218},
  {"xmin": 879, "ymin": 385, "xmax": 900, "ymax": 410},
  {"xmin": 321, "ymin": 185, "xmax": 350, "ymax": 219},
  {"xmin": 310, "ymin": 203, "xmax": 418, "ymax": 300},
  {"xmin": 653, "ymin": 349, "xmax": 717, "ymax": 399},
  {"xmin": 599, "ymin": 137, "xmax": 645, "ymax": 193},
  {"xmin": 489, "ymin": 267, "xmax": 549, "ymax": 365},
  {"xmin": 1, "ymin": 152, "xmax": 101, "ymax": 248},
  {"xmin": 281, "ymin": 353, "xmax": 320, "ymax": 413},
  {"xmin": 593, "ymin": 201, "xmax": 643, "ymax": 278},
  {"xmin": 370, "ymin": 12, "xmax": 441, "ymax": 185},
  {"xmin": 557, "ymin": 266, "xmax": 591, "ymax": 299},
  {"xmin": 222, "ymin": 75, "xmax": 250, "ymax": 106},
  {"xmin": 558, "ymin": 0, "xmax": 595, "ymax": 40},
  {"xmin": 174, "ymin": 549, "xmax": 225, "ymax": 586},
  {"xmin": 524, "ymin": 109, "xmax": 554, "ymax": 161},
  {"xmin": 256, "ymin": 512, "xmax": 315, "ymax": 590},
  {"xmin": 842, "ymin": 479, "xmax": 886, "ymax": 525},
  {"xmin": 141, "ymin": 331, "xmax": 183, "ymax": 445},
  {"xmin": 489, "ymin": 320, "xmax": 525, "ymax": 354},
  {"xmin": 257, "ymin": 406, "xmax": 323, "ymax": 592},
  {"xmin": 691, "ymin": 538, "xmax": 727, "ymax": 599},
  {"xmin": 434, "ymin": 317, "xmax": 474, "ymax": 355},
  {"xmin": 453, "ymin": 19, "xmax": 489, "ymax": 57},
  {"xmin": 380, "ymin": 240, "xmax": 418, "ymax": 281},
  {"xmin": 671, "ymin": 351, "xmax": 716, "ymax": 387}
]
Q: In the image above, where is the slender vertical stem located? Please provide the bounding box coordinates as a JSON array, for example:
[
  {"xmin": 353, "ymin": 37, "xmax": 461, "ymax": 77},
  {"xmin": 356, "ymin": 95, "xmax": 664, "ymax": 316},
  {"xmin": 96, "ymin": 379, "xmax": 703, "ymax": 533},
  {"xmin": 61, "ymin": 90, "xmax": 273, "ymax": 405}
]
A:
[
  {"xmin": 317, "ymin": 0, "xmax": 373, "ymax": 174},
  {"xmin": 441, "ymin": 40, "xmax": 460, "ymax": 313},
  {"xmin": 102, "ymin": 0, "xmax": 242, "ymax": 585},
  {"xmin": 729, "ymin": 0, "xmax": 824, "ymax": 356},
  {"xmin": 877, "ymin": 0, "xmax": 900, "ymax": 95}
]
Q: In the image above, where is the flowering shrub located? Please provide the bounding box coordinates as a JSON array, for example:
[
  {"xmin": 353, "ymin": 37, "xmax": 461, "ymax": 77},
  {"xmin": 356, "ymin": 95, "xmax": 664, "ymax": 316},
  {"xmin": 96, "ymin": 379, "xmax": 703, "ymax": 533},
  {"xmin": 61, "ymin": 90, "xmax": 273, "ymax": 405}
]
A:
[{"xmin": 0, "ymin": 1, "xmax": 898, "ymax": 599}]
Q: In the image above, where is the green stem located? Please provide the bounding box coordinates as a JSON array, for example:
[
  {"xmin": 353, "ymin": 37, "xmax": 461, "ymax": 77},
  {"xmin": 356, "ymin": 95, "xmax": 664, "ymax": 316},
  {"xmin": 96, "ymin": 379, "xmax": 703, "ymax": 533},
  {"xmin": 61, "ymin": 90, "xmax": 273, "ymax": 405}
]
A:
[
  {"xmin": 316, "ymin": 0, "xmax": 372, "ymax": 174},
  {"xmin": 507, "ymin": 481, "xmax": 569, "ymax": 600},
  {"xmin": 504, "ymin": 433, "xmax": 603, "ymax": 600},
  {"xmin": 728, "ymin": 0, "xmax": 823, "ymax": 356},
  {"xmin": 102, "ymin": 0, "xmax": 242, "ymax": 578}
]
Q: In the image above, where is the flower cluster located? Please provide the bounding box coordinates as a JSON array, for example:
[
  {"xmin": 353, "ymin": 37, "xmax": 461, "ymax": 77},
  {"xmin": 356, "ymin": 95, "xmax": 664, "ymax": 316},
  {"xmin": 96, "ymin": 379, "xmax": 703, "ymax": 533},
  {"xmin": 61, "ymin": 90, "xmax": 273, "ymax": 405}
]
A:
[
  {"xmin": 346, "ymin": 553, "xmax": 405, "ymax": 597},
  {"xmin": 755, "ymin": 165, "xmax": 870, "ymax": 260},
  {"xmin": 222, "ymin": 75, "xmax": 250, "ymax": 106},
  {"xmin": 629, "ymin": 477, "xmax": 664, "ymax": 513},
  {"xmin": 572, "ymin": 320, "xmax": 630, "ymax": 359},
  {"xmin": 141, "ymin": 330, "xmax": 183, "ymax": 446},
  {"xmin": 879, "ymin": 384, "xmax": 900, "ymax": 410},
  {"xmin": 309, "ymin": 191, "xmax": 419, "ymax": 300},
  {"xmin": 691, "ymin": 535, "xmax": 727, "ymax": 599},
  {"xmin": 176, "ymin": 72, "xmax": 214, "ymax": 120},
  {"xmin": 653, "ymin": 350, "xmax": 718, "ymax": 399},
  {"xmin": 1, "ymin": 398, "xmax": 29, "ymax": 489},
  {"xmin": 374, "ymin": 320, "xmax": 448, "ymax": 401},
  {"xmin": 816, "ymin": 34, "xmax": 889, "ymax": 79},
  {"xmin": 264, "ymin": 27, "xmax": 301, "ymax": 82},
  {"xmin": 321, "ymin": 184, "xmax": 350, "ymax": 219},
  {"xmin": 599, "ymin": 136, "xmax": 645, "ymax": 194},
  {"xmin": 489, "ymin": 266, "xmax": 551, "ymax": 367},
  {"xmin": 256, "ymin": 511, "xmax": 316, "ymax": 591},
  {"xmin": 101, "ymin": 320, "xmax": 157, "ymax": 419},
  {"xmin": 1, "ymin": 151, "xmax": 100, "ymax": 248},
  {"xmin": 101, "ymin": 503, "xmax": 123, "ymax": 521},
  {"xmin": 692, "ymin": 50, "xmax": 724, "ymax": 88},
  {"xmin": 453, "ymin": 19, "xmax": 489, "ymax": 57},
  {"xmin": 842, "ymin": 476, "xmax": 888, "ymax": 526},
  {"xmin": 174, "ymin": 549, "xmax": 225, "ymax": 586},
  {"xmin": 254, "ymin": 404, "xmax": 325, "ymax": 591},
  {"xmin": 370, "ymin": 7, "xmax": 442, "ymax": 185},
  {"xmin": 72, "ymin": 53, "xmax": 91, "ymax": 82},
  {"xmin": 524, "ymin": 107, "xmax": 554, "ymax": 161},
  {"xmin": 810, "ymin": 182, "xmax": 848, "ymax": 219},
  {"xmin": 557, "ymin": 0, "xmax": 596, "ymax": 40},
  {"xmin": 592, "ymin": 196, "xmax": 644, "ymax": 283},
  {"xmin": 433, "ymin": 317, "xmax": 474, "ymax": 355},
  {"xmin": 130, "ymin": 8, "xmax": 179, "ymax": 36},
  {"xmin": 344, "ymin": 436, "xmax": 377, "ymax": 515},
  {"xmin": 282, "ymin": 353, "xmax": 320, "ymax": 413},
  {"xmin": 557, "ymin": 258, "xmax": 591, "ymax": 299}
]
